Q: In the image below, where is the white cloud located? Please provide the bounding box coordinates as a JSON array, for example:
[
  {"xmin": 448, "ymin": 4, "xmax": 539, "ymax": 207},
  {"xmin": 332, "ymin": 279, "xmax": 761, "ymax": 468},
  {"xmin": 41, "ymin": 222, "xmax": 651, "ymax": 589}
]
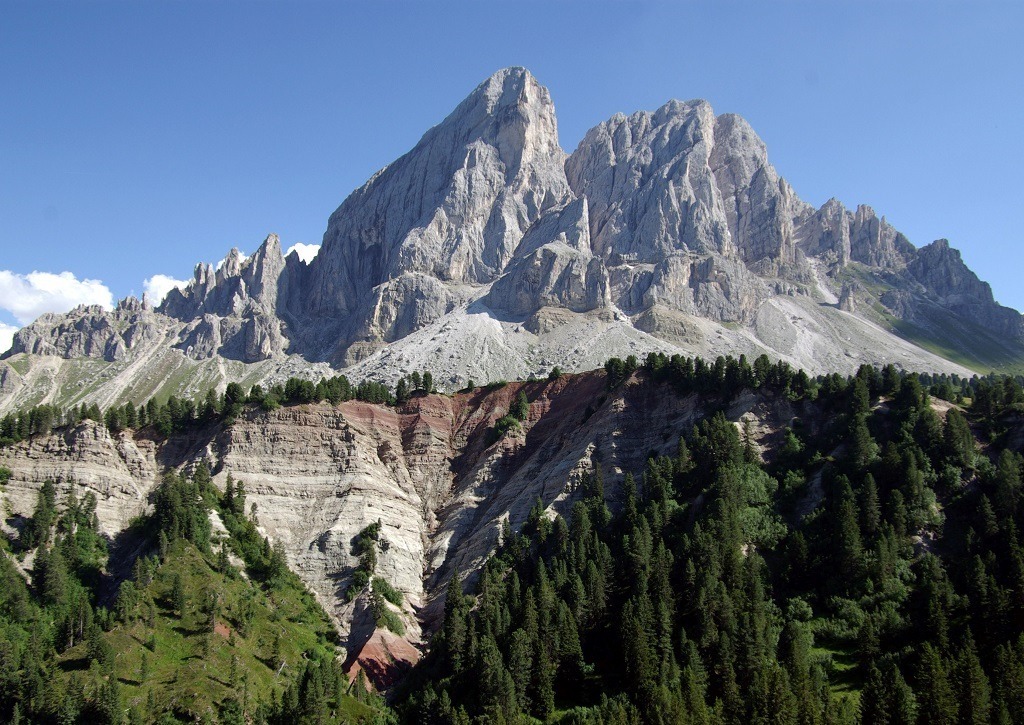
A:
[
  {"xmin": 286, "ymin": 243, "xmax": 320, "ymax": 263},
  {"xmin": 143, "ymin": 274, "xmax": 189, "ymax": 304},
  {"xmin": 0, "ymin": 270, "xmax": 114, "ymax": 325},
  {"xmin": 0, "ymin": 322, "xmax": 17, "ymax": 354}
]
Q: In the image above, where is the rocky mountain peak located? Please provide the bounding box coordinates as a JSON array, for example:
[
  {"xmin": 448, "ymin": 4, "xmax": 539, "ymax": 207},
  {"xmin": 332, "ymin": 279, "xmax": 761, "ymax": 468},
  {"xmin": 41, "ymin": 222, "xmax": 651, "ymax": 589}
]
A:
[
  {"xmin": 161, "ymin": 234, "xmax": 285, "ymax": 322},
  {"xmin": 2, "ymin": 67, "xmax": 1023, "ymax": 411},
  {"xmin": 712, "ymin": 112, "xmax": 767, "ymax": 166},
  {"xmin": 909, "ymin": 237, "xmax": 995, "ymax": 306},
  {"xmin": 217, "ymin": 247, "xmax": 245, "ymax": 281},
  {"xmin": 406, "ymin": 66, "xmax": 562, "ymax": 174},
  {"xmin": 566, "ymin": 97, "xmax": 728, "ymax": 262},
  {"xmin": 295, "ymin": 67, "xmax": 573, "ymax": 363}
]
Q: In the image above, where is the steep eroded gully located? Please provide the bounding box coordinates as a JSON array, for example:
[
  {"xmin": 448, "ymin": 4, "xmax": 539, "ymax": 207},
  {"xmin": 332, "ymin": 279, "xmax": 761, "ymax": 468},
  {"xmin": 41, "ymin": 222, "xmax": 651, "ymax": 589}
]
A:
[{"xmin": 0, "ymin": 370, "xmax": 802, "ymax": 688}]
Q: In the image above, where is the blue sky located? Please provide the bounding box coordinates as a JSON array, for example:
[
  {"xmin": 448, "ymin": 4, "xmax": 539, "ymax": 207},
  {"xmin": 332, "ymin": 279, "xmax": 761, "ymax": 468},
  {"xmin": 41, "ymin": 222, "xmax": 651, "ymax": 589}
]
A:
[{"xmin": 1, "ymin": 1, "xmax": 1022, "ymax": 351}]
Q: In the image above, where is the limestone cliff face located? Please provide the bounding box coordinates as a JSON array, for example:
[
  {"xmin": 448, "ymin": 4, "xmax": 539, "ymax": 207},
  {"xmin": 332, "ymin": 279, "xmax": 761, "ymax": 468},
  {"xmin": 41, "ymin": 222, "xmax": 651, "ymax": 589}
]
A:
[
  {"xmin": 907, "ymin": 239, "xmax": 1024, "ymax": 338},
  {"xmin": 162, "ymin": 234, "xmax": 293, "ymax": 362},
  {"xmin": 7, "ymin": 234, "xmax": 296, "ymax": 368},
  {"xmin": 562, "ymin": 100, "xmax": 794, "ymax": 322},
  {"xmin": 566, "ymin": 100, "xmax": 732, "ymax": 261},
  {"xmin": 710, "ymin": 113, "xmax": 805, "ymax": 272},
  {"xmin": 483, "ymin": 197, "xmax": 609, "ymax": 316},
  {"xmin": 795, "ymin": 199, "xmax": 915, "ymax": 271},
  {"xmin": 2, "ymin": 67, "xmax": 1022, "ymax": 411},
  {"xmin": 298, "ymin": 67, "xmax": 574, "ymax": 362},
  {"xmin": 6, "ymin": 298, "xmax": 170, "ymax": 362}
]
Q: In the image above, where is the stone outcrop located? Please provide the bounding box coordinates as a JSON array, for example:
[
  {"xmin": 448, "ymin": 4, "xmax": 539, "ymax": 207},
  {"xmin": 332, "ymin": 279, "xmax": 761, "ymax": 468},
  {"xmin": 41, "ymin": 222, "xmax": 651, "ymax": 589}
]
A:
[
  {"xmin": 906, "ymin": 239, "xmax": 1024, "ymax": 338},
  {"xmin": 0, "ymin": 420, "xmax": 160, "ymax": 534},
  {"xmin": 1, "ymin": 67, "xmax": 1022, "ymax": 412},
  {"xmin": 483, "ymin": 198, "xmax": 609, "ymax": 315},
  {"xmin": 839, "ymin": 282, "xmax": 857, "ymax": 312},
  {"xmin": 162, "ymin": 234, "xmax": 292, "ymax": 362},
  {"xmin": 795, "ymin": 198, "xmax": 851, "ymax": 267},
  {"xmin": 5, "ymin": 298, "xmax": 174, "ymax": 362},
  {"xmin": 710, "ymin": 113, "xmax": 804, "ymax": 271},
  {"xmin": 795, "ymin": 199, "xmax": 915, "ymax": 271}
]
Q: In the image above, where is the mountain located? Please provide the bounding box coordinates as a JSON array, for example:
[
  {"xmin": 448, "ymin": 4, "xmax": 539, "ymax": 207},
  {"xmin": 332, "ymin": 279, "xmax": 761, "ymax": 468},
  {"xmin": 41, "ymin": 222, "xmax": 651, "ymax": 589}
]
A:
[{"xmin": 2, "ymin": 67, "xmax": 1023, "ymax": 413}]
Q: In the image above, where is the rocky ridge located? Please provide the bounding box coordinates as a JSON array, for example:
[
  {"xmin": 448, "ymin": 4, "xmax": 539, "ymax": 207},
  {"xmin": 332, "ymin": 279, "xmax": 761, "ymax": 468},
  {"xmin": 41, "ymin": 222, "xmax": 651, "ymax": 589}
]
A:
[{"xmin": 2, "ymin": 67, "xmax": 1022, "ymax": 413}]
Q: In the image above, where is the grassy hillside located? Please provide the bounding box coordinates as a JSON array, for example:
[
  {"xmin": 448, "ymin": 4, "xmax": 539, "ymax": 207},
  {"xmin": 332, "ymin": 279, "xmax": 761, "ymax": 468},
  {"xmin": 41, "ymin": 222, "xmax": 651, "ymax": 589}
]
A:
[
  {"xmin": 58, "ymin": 540, "xmax": 380, "ymax": 723},
  {"xmin": 845, "ymin": 265, "xmax": 1024, "ymax": 375}
]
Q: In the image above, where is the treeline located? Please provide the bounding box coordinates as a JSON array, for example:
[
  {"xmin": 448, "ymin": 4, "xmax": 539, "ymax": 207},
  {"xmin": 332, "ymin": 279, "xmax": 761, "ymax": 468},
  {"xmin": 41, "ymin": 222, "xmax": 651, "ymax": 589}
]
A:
[
  {"xmin": 400, "ymin": 362, "xmax": 1024, "ymax": 723},
  {"xmin": 5, "ymin": 354, "xmax": 1013, "ymax": 449},
  {"xmin": 0, "ymin": 367, "xmax": 449, "ymax": 447},
  {"xmin": 607, "ymin": 350, "xmax": 1019, "ymax": 407}
]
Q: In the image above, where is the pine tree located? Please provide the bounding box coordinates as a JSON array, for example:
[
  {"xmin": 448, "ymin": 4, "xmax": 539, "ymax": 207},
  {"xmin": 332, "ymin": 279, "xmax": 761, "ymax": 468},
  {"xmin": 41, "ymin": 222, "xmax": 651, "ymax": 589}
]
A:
[
  {"xmin": 860, "ymin": 473, "xmax": 881, "ymax": 540},
  {"xmin": 508, "ymin": 628, "xmax": 532, "ymax": 713},
  {"xmin": 944, "ymin": 408, "xmax": 975, "ymax": 470},
  {"xmin": 915, "ymin": 643, "xmax": 955, "ymax": 725},
  {"xmin": 172, "ymin": 573, "xmax": 186, "ymax": 617},
  {"xmin": 849, "ymin": 414, "xmax": 878, "ymax": 470},
  {"xmin": 511, "ymin": 391, "xmax": 529, "ymax": 421},
  {"xmin": 831, "ymin": 477, "xmax": 864, "ymax": 586},
  {"xmin": 860, "ymin": 663, "xmax": 890, "ymax": 724},
  {"xmin": 956, "ymin": 638, "xmax": 992, "ymax": 725},
  {"xmin": 443, "ymin": 573, "xmax": 469, "ymax": 675}
]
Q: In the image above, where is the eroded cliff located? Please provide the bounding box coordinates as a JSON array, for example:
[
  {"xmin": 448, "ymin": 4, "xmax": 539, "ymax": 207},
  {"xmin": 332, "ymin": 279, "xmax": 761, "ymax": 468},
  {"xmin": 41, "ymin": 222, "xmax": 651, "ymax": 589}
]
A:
[{"xmin": 0, "ymin": 369, "xmax": 809, "ymax": 685}]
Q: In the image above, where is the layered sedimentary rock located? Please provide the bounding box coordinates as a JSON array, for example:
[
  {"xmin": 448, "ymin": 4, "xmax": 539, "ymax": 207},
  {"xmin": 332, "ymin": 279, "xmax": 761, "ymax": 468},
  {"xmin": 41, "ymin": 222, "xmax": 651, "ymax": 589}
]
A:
[
  {"xmin": 0, "ymin": 420, "xmax": 160, "ymax": 534},
  {"xmin": 0, "ymin": 370, "xmax": 809, "ymax": 685}
]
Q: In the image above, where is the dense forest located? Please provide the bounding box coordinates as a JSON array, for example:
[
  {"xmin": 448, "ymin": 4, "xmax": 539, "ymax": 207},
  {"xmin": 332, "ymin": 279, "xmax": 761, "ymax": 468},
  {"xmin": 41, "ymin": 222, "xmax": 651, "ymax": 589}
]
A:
[
  {"xmin": 1, "ymin": 354, "xmax": 1023, "ymax": 723},
  {"xmin": 0, "ymin": 462, "xmax": 394, "ymax": 723},
  {"xmin": 399, "ymin": 355, "xmax": 1024, "ymax": 724}
]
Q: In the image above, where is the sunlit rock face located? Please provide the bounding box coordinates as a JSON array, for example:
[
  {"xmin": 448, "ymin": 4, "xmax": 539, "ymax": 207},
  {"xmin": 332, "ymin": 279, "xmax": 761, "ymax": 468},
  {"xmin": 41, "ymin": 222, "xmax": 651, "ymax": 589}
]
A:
[{"xmin": 3, "ymin": 66, "xmax": 1021, "ymax": 414}]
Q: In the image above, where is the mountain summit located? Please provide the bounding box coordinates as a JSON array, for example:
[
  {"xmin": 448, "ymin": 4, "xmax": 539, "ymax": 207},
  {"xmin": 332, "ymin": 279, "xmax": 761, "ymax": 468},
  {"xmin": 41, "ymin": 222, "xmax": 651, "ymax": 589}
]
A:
[
  {"xmin": 3, "ymin": 67, "xmax": 1022, "ymax": 411},
  {"xmin": 298, "ymin": 67, "xmax": 573, "ymax": 363}
]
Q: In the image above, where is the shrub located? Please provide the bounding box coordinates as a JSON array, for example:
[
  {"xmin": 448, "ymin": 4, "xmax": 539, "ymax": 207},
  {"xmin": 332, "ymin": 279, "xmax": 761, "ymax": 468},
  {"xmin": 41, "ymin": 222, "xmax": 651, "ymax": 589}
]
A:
[{"xmin": 372, "ymin": 576, "xmax": 403, "ymax": 607}]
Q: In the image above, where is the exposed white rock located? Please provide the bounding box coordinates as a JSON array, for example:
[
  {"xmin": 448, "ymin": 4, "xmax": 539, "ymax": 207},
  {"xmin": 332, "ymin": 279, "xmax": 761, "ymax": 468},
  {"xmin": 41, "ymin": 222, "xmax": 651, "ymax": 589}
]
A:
[
  {"xmin": 298, "ymin": 67, "xmax": 574, "ymax": 363},
  {"xmin": 567, "ymin": 100, "xmax": 732, "ymax": 263},
  {"xmin": 0, "ymin": 420, "xmax": 160, "ymax": 534},
  {"xmin": 1, "ymin": 66, "xmax": 1021, "ymax": 415}
]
